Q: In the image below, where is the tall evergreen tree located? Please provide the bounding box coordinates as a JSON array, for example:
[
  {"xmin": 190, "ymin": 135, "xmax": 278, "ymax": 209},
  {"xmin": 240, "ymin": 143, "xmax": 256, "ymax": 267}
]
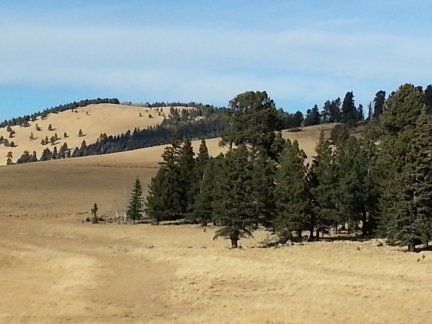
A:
[
  {"xmin": 222, "ymin": 91, "xmax": 279, "ymax": 156},
  {"xmin": 379, "ymin": 112, "xmax": 432, "ymax": 250},
  {"xmin": 127, "ymin": 178, "xmax": 144, "ymax": 223},
  {"xmin": 178, "ymin": 139, "xmax": 195, "ymax": 214},
  {"xmin": 304, "ymin": 105, "xmax": 321, "ymax": 126},
  {"xmin": 373, "ymin": 90, "xmax": 386, "ymax": 119},
  {"xmin": 324, "ymin": 98, "xmax": 342, "ymax": 123},
  {"xmin": 341, "ymin": 91, "xmax": 358, "ymax": 124},
  {"xmin": 380, "ymin": 84, "xmax": 423, "ymax": 134},
  {"xmin": 250, "ymin": 149, "xmax": 276, "ymax": 229},
  {"xmin": 188, "ymin": 139, "xmax": 210, "ymax": 223},
  {"xmin": 424, "ymin": 84, "xmax": 432, "ymax": 114},
  {"xmin": 274, "ymin": 140, "xmax": 312, "ymax": 241},
  {"xmin": 213, "ymin": 145, "xmax": 256, "ymax": 248},
  {"xmin": 310, "ymin": 132, "xmax": 341, "ymax": 236},
  {"xmin": 146, "ymin": 141, "xmax": 184, "ymax": 223},
  {"xmin": 189, "ymin": 157, "xmax": 221, "ymax": 226},
  {"xmin": 336, "ymin": 137, "xmax": 370, "ymax": 234}
]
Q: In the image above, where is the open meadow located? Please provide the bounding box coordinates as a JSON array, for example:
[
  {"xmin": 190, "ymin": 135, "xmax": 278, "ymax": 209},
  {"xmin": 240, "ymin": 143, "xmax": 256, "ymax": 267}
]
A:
[{"xmin": 1, "ymin": 123, "xmax": 431, "ymax": 323}]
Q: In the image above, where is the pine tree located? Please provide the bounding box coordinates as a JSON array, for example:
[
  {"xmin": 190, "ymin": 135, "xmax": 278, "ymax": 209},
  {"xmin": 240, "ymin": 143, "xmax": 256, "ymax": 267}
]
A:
[
  {"xmin": 336, "ymin": 137, "xmax": 369, "ymax": 234},
  {"xmin": 178, "ymin": 139, "xmax": 195, "ymax": 214},
  {"xmin": 188, "ymin": 139, "xmax": 210, "ymax": 224},
  {"xmin": 145, "ymin": 141, "xmax": 184, "ymax": 223},
  {"xmin": 274, "ymin": 140, "xmax": 311, "ymax": 241},
  {"xmin": 127, "ymin": 178, "xmax": 143, "ymax": 223},
  {"xmin": 425, "ymin": 84, "xmax": 432, "ymax": 114},
  {"xmin": 222, "ymin": 91, "xmax": 279, "ymax": 156},
  {"xmin": 91, "ymin": 203, "xmax": 99, "ymax": 224},
  {"xmin": 341, "ymin": 91, "xmax": 358, "ymax": 124},
  {"xmin": 373, "ymin": 90, "xmax": 386, "ymax": 119},
  {"xmin": 189, "ymin": 157, "xmax": 220, "ymax": 226},
  {"xmin": 321, "ymin": 98, "xmax": 341, "ymax": 123},
  {"xmin": 310, "ymin": 131, "xmax": 341, "ymax": 237},
  {"xmin": 251, "ymin": 149, "xmax": 276, "ymax": 229},
  {"xmin": 380, "ymin": 84, "xmax": 423, "ymax": 134},
  {"xmin": 380, "ymin": 112, "xmax": 432, "ymax": 250},
  {"xmin": 304, "ymin": 105, "xmax": 321, "ymax": 126},
  {"xmin": 213, "ymin": 145, "xmax": 256, "ymax": 248}
]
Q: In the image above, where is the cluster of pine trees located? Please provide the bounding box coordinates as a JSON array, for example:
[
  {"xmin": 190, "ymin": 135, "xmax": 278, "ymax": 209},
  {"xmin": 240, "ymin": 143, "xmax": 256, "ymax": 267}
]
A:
[{"xmin": 144, "ymin": 86, "xmax": 432, "ymax": 251}]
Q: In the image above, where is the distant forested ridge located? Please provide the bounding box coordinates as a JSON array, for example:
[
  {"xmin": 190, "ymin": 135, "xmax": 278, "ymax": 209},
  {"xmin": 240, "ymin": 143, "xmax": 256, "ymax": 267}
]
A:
[
  {"xmin": 13, "ymin": 85, "xmax": 428, "ymax": 164},
  {"xmin": 0, "ymin": 98, "xmax": 120, "ymax": 128},
  {"xmin": 71, "ymin": 107, "xmax": 229, "ymax": 157}
]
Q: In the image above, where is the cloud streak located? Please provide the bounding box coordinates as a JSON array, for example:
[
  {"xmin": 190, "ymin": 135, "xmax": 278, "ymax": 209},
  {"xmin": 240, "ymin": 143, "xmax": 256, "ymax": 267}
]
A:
[{"xmin": 0, "ymin": 1, "xmax": 431, "ymax": 116}]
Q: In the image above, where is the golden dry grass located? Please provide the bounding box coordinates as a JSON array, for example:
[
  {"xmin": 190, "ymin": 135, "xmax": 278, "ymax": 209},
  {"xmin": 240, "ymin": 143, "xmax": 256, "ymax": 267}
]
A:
[
  {"xmin": 0, "ymin": 104, "xmax": 187, "ymax": 165},
  {"xmin": 1, "ymin": 216, "xmax": 432, "ymax": 323},
  {"xmin": 2, "ymin": 119, "xmax": 428, "ymax": 323}
]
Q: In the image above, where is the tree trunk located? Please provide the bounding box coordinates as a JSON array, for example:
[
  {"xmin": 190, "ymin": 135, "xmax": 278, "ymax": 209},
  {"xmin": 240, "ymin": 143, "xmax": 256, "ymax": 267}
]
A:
[
  {"xmin": 362, "ymin": 211, "xmax": 368, "ymax": 236},
  {"xmin": 309, "ymin": 226, "xmax": 314, "ymax": 241},
  {"xmin": 230, "ymin": 238, "xmax": 238, "ymax": 248}
]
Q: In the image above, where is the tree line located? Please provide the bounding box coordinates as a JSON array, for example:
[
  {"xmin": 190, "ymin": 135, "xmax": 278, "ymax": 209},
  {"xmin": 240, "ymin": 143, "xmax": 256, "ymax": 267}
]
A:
[
  {"xmin": 142, "ymin": 86, "xmax": 432, "ymax": 251},
  {"xmin": 0, "ymin": 98, "xmax": 120, "ymax": 128}
]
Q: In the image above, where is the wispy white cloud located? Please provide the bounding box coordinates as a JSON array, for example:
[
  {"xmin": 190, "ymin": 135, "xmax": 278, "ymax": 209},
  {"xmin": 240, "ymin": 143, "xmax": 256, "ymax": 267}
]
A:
[{"xmin": 0, "ymin": 7, "xmax": 431, "ymax": 112}]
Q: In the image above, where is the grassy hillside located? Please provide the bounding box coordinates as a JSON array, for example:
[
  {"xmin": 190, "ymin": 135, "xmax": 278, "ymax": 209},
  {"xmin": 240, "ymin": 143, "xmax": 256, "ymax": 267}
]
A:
[
  {"xmin": 0, "ymin": 123, "xmax": 334, "ymax": 219},
  {"xmin": 0, "ymin": 104, "xmax": 187, "ymax": 165}
]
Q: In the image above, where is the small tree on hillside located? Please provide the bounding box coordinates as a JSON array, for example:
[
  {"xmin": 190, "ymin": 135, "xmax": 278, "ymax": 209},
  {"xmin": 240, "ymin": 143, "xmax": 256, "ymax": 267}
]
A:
[
  {"xmin": 91, "ymin": 203, "xmax": 99, "ymax": 224},
  {"xmin": 6, "ymin": 151, "xmax": 13, "ymax": 165},
  {"xmin": 127, "ymin": 178, "xmax": 144, "ymax": 223},
  {"xmin": 78, "ymin": 129, "xmax": 84, "ymax": 137},
  {"xmin": 48, "ymin": 124, "xmax": 53, "ymax": 131}
]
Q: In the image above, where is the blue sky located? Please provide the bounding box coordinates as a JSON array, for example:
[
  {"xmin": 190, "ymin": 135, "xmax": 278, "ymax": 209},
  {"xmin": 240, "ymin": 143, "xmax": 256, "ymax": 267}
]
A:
[{"xmin": 0, "ymin": 0, "xmax": 431, "ymax": 121}]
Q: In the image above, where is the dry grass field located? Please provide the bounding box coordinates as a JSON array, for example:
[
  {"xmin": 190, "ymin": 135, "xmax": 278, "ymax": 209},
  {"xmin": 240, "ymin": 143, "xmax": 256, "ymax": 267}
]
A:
[
  {"xmin": 1, "ymin": 114, "xmax": 430, "ymax": 323},
  {"xmin": 0, "ymin": 104, "xmax": 186, "ymax": 166}
]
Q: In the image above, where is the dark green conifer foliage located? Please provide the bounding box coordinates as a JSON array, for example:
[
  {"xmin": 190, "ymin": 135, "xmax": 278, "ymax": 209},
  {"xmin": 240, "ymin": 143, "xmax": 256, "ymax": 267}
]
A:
[
  {"xmin": 145, "ymin": 170, "xmax": 168, "ymax": 224},
  {"xmin": 274, "ymin": 140, "xmax": 311, "ymax": 241},
  {"xmin": 213, "ymin": 145, "xmax": 256, "ymax": 248},
  {"xmin": 380, "ymin": 84, "xmax": 424, "ymax": 134},
  {"xmin": 379, "ymin": 112, "xmax": 432, "ymax": 251},
  {"xmin": 178, "ymin": 139, "xmax": 195, "ymax": 214},
  {"xmin": 373, "ymin": 90, "xmax": 386, "ymax": 119},
  {"xmin": 190, "ymin": 157, "xmax": 220, "ymax": 226},
  {"xmin": 127, "ymin": 178, "xmax": 143, "ymax": 223},
  {"xmin": 329, "ymin": 124, "xmax": 350, "ymax": 146},
  {"xmin": 310, "ymin": 132, "xmax": 341, "ymax": 234},
  {"xmin": 425, "ymin": 85, "xmax": 432, "ymax": 114},
  {"xmin": 336, "ymin": 137, "xmax": 369, "ymax": 233},
  {"xmin": 341, "ymin": 91, "xmax": 358, "ymax": 124},
  {"xmin": 270, "ymin": 131, "xmax": 286, "ymax": 163},
  {"xmin": 250, "ymin": 149, "xmax": 276, "ymax": 229},
  {"xmin": 304, "ymin": 105, "xmax": 321, "ymax": 126},
  {"xmin": 146, "ymin": 139, "xmax": 195, "ymax": 223},
  {"xmin": 188, "ymin": 139, "xmax": 210, "ymax": 224},
  {"xmin": 222, "ymin": 91, "xmax": 279, "ymax": 156},
  {"xmin": 321, "ymin": 98, "xmax": 341, "ymax": 123}
]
